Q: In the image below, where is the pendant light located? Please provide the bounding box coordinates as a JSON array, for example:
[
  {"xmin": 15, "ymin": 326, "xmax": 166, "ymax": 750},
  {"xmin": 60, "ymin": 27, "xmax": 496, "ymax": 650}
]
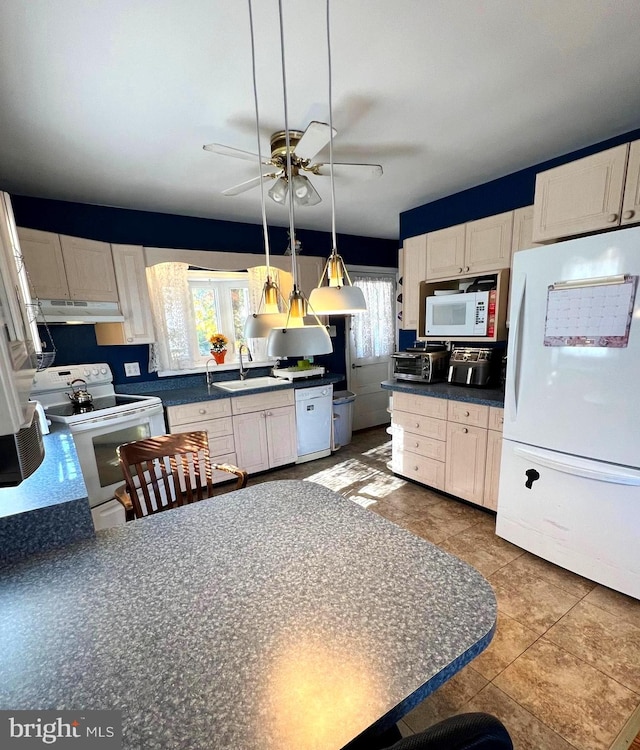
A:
[
  {"xmin": 266, "ymin": 0, "xmax": 332, "ymax": 359},
  {"xmin": 308, "ymin": 0, "xmax": 367, "ymax": 316},
  {"xmin": 243, "ymin": 0, "xmax": 288, "ymax": 340}
]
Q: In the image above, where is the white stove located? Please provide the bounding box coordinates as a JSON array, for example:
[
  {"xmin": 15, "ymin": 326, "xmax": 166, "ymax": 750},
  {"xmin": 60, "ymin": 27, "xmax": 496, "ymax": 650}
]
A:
[{"xmin": 31, "ymin": 364, "xmax": 166, "ymax": 528}]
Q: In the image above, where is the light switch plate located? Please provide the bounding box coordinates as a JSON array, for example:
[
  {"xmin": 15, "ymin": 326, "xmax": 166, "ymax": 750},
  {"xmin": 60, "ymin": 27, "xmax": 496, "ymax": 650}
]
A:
[{"xmin": 124, "ymin": 362, "xmax": 141, "ymax": 377}]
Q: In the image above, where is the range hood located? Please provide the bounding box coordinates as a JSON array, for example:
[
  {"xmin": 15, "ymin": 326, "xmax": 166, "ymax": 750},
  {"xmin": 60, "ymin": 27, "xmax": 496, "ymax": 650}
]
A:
[{"xmin": 37, "ymin": 299, "xmax": 125, "ymax": 324}]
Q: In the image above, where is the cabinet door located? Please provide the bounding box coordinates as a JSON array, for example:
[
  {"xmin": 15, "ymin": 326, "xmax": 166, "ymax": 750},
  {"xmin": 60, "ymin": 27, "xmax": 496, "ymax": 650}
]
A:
[
  {"xmin": 233, "ymin": 411, "xmax": 269, "ymax": 474},
  {"xmin": 483, "ymin": 430, "xmax": 502, "ymax": 511},
  {"xmin": 17, "ymin": 228, "xmax": 69, "ymax": 299},
  {"xmin": 112, "ymin": 244, "xmax": 155, "ymax": 343},
  {"xmin": 445, "ymin": 421, "xmax": 487, "ymax": 505},
  {"xmin": 511, "ymin": 206, "xmax": 540, "ymax": 256},
  {"xmin": 532, "ymin": 144, "xmax": 628, "ymax": 242},
  {"xmin": 401, "ymin": 234, "xmax": 427, "ymax": 329},
  {"xmin": 621, "ymin": 139, "xmax": 640, "ymax": 226},
  {"xmin": 59, "ymin": 235, "xmax": 119, "ymax": 301},
  {"xmin": 465, "ymin": 211, "xmax": 513, "ymax": 274},
  {"xmin": 265, "ymin": 405, "xmax": 297, "ymax": 467},
  {"xmin": 425, "ymin": 225, "xmax": 466, "ymax": 280}
]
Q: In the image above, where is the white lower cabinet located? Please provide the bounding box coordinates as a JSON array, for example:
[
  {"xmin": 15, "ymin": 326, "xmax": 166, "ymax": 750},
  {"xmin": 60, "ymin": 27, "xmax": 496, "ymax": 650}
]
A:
[
  {"xmin": 166, "ymin": 398, "xmax": 240, "ymax": 484},
  {"xmin": 391, "ymin": 391, "xmax": 503, "ymax": 510},
  {"xmin": 232, "ymin": 390, "xmax": 297, "ymax": 473}
]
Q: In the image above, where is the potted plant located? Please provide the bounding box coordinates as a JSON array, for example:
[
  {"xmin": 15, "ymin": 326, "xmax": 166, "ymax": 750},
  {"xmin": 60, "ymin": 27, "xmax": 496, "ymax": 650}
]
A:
[{"xmin": 209, "ymin": 333, "xmax": 228, "ymax": 364}]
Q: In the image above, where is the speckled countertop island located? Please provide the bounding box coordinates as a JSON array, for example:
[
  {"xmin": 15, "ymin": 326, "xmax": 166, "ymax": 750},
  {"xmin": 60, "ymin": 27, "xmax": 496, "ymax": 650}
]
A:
[
  {"xmin": 0, "ymin": 480, "xmax": 496, "ymax": 749},
  {"xmin": 381, "ymin": 379, "xmax": 505, "ymax": 407}
]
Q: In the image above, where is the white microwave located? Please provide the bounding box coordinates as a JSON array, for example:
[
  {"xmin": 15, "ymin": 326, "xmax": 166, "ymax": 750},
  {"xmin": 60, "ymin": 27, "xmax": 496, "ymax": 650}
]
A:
[{"xmin": 425, "ymin": 291, "xmax": 493, "ymax": 337}]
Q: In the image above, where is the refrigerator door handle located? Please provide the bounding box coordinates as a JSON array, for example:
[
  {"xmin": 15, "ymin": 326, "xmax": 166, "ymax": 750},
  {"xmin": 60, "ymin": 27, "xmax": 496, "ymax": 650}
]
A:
[
  {"xmin": 513, "ymin": 445, "xmax": 640, "ymax": 486},
  {"xmin": 507, "ymin": 271, "xmax": 526, "ymax": 422}
]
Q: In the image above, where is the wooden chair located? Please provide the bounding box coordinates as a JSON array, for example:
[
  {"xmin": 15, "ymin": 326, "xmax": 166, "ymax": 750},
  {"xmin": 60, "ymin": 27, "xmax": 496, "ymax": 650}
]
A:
[{"xmin": 114, "ymin": 431, "xmax": 248, "ymax": 521}]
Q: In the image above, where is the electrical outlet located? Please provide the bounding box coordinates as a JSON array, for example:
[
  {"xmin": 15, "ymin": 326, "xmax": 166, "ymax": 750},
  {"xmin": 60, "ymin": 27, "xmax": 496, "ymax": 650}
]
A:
[{"xmin": 124, "ymin": 362, "xmax": 140, "ymax": 377}]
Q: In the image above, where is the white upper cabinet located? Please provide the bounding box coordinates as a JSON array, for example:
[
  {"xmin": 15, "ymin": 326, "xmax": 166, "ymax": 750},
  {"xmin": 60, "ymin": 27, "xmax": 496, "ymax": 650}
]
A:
[
  {"xmin": 426, "ymin": 212, "xmax": 512, "ymax": 280},
  {"xmin": 95, "ymin": 244, "xmax": 155, "ymax": 345},
  {"xmin": 425, "ymin": 225, "xmax": 466, "ymax": 280},
  {"xmin": 464, "ymin": 211, "xmax": 513, "ymax": 274},
  {"xmin": 57, "ymin": 234, "xmax": 118, "ymax": 301},
  {"xmin": 532, "ymin": 143, "xmax": 630, "ymax": 242},
  {"xmin": 400, "ymin": 234, "xmax": 427, "ymax": 329},
  {"xmin": 17, "ymin": 228, "xmax": 69, "ymax": 299},
  {"xmin": 621, "ymin": 140, "xmax": 640, "ymax": 226},
  {"xmin": 18, "ymin": 228, "xmax": 118, "ymax": 302}
]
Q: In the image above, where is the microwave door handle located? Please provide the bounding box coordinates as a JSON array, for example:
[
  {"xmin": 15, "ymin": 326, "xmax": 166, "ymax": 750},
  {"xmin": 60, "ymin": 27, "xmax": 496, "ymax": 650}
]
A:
[{"xmin": 507, "ymin": 271, "xmax": 526, "ymax": 423}]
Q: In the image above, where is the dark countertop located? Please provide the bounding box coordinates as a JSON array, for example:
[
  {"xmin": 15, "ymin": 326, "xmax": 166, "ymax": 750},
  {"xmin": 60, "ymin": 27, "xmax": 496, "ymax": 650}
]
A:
[
  {"xmin": 0, "ymin": 479, "xmax": 496, "ymax": 749},
  {"xmin": 119, "ymin": 371, "xmax": 344, "ymax": 406},
  {"xmin": 381, "ymin": 379, "xmax": 505, "ymax": 407},
  {"xmin": 0, "ymin": 423, "xmax": 94, "ymax": 565}
]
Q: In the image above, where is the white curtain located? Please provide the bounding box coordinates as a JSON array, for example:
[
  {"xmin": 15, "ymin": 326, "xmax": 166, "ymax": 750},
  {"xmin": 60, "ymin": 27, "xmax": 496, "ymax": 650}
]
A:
[
  {"xmin": 351, "ymin": 275, "xmax": 396, "ymax": 359},
  {"xmin": 146, "ymin": 262, "xmax": 199, "ymax": 371}
]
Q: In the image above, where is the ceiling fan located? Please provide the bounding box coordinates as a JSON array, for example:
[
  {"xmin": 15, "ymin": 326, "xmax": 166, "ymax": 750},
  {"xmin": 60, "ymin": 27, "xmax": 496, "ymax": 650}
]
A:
[{"xmin": 203, "ymin": 121, "xmax": 382, "ymax": 207}]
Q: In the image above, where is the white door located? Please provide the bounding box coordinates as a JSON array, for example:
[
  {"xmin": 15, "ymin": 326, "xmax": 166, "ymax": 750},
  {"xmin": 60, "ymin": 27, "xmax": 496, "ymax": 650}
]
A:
[{"xmin": 347, "ymin": 268, "xmax": 396, "ymax": 431}]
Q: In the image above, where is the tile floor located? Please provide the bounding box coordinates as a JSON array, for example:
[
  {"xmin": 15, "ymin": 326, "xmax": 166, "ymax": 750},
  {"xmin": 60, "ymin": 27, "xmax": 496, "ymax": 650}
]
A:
[{"xmin": 252, "ymin": 426, "xmax": 640, "ymax": 750}]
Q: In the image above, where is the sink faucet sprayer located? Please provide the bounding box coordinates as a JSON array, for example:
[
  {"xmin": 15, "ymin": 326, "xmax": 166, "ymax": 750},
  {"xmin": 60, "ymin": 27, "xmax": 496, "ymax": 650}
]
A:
[{"xmin": 238, "ymin": 344, "xmax": 253, "ymax": 380}]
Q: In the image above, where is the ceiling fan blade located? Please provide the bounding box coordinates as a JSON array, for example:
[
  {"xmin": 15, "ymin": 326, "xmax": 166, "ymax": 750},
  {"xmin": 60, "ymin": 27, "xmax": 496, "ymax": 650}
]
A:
[
  {"xmin": 313, "ymin": 162, "xmax": 383, "ymax": 179},
  {"xmin": 222, "ymin": 174, "xmax": 275, "ymax": 196},
  {"xmin": 294, "ymin": 121, "xmax": 336, "ymax": 161},
  {"xmin": 203, "ymin": 142, "xmax": 268, "ymax": 163}
]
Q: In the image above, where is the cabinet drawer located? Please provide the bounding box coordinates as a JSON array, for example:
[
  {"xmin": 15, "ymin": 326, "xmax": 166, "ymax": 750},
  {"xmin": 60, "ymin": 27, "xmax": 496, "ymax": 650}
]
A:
[
  {"xmin": 209, "ymin": 433, "xmax": 236, "ymax": 456},
  {"xmin": 393, "ymin": 392, "xmax": 448, "ymax": 420},
  {"xmin": 488, "ymin": 406, "xmax": 504, "ymax": 432},
  {"xmin": 392, "ymin": 446, "xmax": 445, "ymax": 490},
  {"xmin": 167, "ymin": 399, "xmax": 232, "ymax": 427},
  {"xmin": 392, "ymin": 409, "xmax": 447, "ymax": 441},
  {"xmin": 170, "ymin": 416, "xmax": 233, "ymax": 440},
  {"xmin": 393, "ymin": 427, "xmax": 446, "ymax": 461},
  {"xmin": 447, "ymin": 400, "xmax": 489, "ymax": 428},
  {"xmin": 231, "ymin": 388, "xmax": 294, "ymax": 415}
]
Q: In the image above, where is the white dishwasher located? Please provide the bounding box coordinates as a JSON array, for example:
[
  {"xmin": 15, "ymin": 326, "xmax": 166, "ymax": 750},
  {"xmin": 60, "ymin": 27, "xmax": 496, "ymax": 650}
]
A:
[{"xmin": 295, "ymin": 385, "xmax": 333, "ymax": 463}]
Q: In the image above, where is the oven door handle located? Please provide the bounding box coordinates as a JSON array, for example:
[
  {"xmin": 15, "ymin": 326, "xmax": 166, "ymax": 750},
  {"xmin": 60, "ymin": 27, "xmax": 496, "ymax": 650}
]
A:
[{"xmin": 69, "ymin": 403, "xmax": 165, "ymax": 432}]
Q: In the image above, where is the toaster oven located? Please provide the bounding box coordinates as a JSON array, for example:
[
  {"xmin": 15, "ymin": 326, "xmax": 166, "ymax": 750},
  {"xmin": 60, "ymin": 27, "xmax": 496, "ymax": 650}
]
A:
[{"xmin": 391, "ymin": 349, "xmax": 450, "ymax": 382}]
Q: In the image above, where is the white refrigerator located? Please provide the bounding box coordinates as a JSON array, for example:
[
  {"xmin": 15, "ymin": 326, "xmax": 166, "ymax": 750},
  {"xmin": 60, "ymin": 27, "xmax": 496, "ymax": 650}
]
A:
[{"xmin": 496, "ymin": 226, "xmax": 640, "ymax": 599}]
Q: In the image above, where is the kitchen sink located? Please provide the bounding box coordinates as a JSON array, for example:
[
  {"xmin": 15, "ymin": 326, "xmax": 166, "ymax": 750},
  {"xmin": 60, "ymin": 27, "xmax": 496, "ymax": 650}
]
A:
[{"xmin": 212, "ymin": 376, "xmax": 289, "ymax": 392}]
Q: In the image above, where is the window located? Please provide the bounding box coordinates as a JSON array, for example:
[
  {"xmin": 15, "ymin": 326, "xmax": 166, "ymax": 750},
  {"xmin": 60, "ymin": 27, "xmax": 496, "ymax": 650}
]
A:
[{"xmin": 188, "ymin": 271, "xmax": 250, "ymax": 362}]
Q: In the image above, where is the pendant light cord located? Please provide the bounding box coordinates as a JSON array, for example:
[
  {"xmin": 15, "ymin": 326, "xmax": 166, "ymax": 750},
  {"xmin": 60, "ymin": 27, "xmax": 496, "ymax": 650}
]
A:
[
  {"xmin": 247, "ymin": 0, "xmax": 271, "ymax": 275},
  {"xmin": 277, "ymin": 0, "xmax": 299, "ymax": 289},
  {"xmin": 326, "ymin": 0, "xmax": 338, "ymax": 256}
]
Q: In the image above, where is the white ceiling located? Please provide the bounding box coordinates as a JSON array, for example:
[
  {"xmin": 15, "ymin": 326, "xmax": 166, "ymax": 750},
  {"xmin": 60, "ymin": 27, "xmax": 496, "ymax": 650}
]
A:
[{"xmin": 1, "ymin": 0, "xmax": 639, "ymax": 241}]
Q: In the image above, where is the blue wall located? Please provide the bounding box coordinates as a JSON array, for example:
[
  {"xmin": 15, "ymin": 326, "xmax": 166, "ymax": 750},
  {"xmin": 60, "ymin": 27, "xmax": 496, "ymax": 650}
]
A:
[
  {"xmin": 400, "ymin": 127, "xmax": 640, "ymax": 241},
  {"xmin": 12, "ymin": 197, "xmax": 397, "ymax": 384}
]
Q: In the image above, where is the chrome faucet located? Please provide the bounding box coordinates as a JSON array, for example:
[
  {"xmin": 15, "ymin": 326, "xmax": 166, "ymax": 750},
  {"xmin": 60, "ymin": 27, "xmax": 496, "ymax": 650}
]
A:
[
  {"xmin": 205, "ymin": 357, "xmax": 217, "ymax": 388},
  {"xmin": 238, "ymin": 344, "xmax": 253, "ymax": 380}
]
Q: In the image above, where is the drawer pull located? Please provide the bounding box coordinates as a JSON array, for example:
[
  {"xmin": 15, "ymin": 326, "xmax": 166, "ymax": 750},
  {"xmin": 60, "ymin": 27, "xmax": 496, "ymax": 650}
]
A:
[
  {"xmin": 414, "ymin": 441, "xmax": 420, "ymax": 448},
  {"xmin": 414, "ymin": 465, "xmax": 419, "ymax": 471},
  {"xmin": 622, "ymin": 210, "xmax": 635, "ymax": 220},
  {"xmin": 462, "ymin": 427, "xmax": 468, "ymax": 434},
  {"xmin": 607, "ymin": 213, "xmax": 618, "ymax": 223},
  {"xmin": 463, "ymin": 410, "xmax": 470, "ymax": 417},
  {"xmin": 415, "ymin": 422, "xmax": 420, "ymax": 429},
  {"xmin": 199, "ymin": 409, "xmax": 206, "ymax": 414}
]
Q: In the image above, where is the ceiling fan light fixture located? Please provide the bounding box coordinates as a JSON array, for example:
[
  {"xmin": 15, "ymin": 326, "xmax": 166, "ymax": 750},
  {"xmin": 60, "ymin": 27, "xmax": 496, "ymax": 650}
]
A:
[{"xmin": 268, "ymin": 177, "xmax": 288, "ymax": 204}]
